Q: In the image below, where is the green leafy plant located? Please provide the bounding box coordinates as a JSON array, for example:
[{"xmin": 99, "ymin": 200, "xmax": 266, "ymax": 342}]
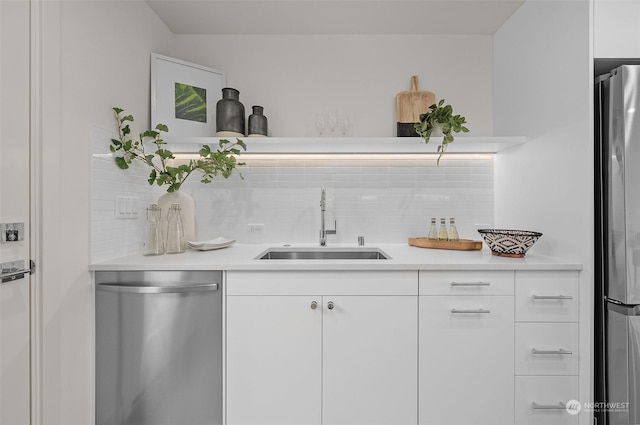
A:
[
  {"xmin": 110, "ymin": 107, "xmax": 246, "ymax": 193},
  {"xmin": 414, "ymin": 99, "xmax": 469, "ymax": 164}
]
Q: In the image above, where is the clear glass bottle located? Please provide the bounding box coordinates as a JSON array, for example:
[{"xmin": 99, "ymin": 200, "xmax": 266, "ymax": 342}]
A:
[
  {"xmin": 449, "ymin": 217, "xmax": 460, "ymax": 241},
  {"xmin": 165, "ymin": 203, "xmax": 186, "ymax": 254},
  {"xmin": 438, "ymin": 218, "xmax": 449, "ymax": 240},
  {"xmin": 143, "ymin": 204, "xmax": 163, "ymax": 256},
  {"xmin": 428, "ymin": 217, "xmax": 438, "ymax": 240}
]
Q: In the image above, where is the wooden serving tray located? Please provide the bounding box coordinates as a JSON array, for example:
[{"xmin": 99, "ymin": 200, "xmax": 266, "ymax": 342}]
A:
[{"xmin": 408, "ymin": 237, "xmax": 483, "ymax": 251}]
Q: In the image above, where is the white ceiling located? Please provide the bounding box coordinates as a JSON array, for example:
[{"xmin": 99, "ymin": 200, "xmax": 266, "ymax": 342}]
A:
[{"xmin": 145, "ymin": 0, "xmax": 526, "ymax": 35}]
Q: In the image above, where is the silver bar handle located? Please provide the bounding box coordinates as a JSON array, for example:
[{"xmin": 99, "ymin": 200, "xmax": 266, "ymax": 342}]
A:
[
  {"xmin": 532, "ymin": 294, "xmax": 573, "ymax": 300},
  {"xmin": 451, "ymin": 308, "xmax": 491, "ymax": 314},
  {"xmin": 0, "ymin": 268, "xmax": 31, "ymax": 283},
  {"xmin": 450, "ymin": 281, "xmax": 491, "ymax": 287},
  {"xmin": 97, "ymin": 283, "xmax": 218, "ymax": 294},
  {"xmin": 531, "ymin": 401, "xmax": 566, "ymax": 410},
  {"xmin": 532, "ymin": 348, "xmax": 573, "ymax": 355}
]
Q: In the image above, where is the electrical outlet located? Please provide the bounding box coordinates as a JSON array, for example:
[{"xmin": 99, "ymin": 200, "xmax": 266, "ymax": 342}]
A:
[{"xmin": 248, "ymin": 224, "xmax": 265, "ymax": 235}]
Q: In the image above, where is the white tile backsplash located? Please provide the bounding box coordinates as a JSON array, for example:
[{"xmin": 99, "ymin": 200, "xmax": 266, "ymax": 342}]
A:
[{"xmin": 90, "ymin": 126, "xmax": 494, "ymax": 262}]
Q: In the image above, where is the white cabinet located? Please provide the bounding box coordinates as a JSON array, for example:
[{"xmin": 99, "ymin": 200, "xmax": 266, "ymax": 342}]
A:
[
  {"xmin": 418, "ymin": 271, "xmax": 515, "ymax": 425},
  {"xmin": 225, "ymin": 271, "xmax": 418, "ymax": 425},
  {"xmin": 514, "ymin": 271, "xmax": 580, "ymax": 425},
  {"xmin": 323, "ymin": 296, "xmax": 418, "ymax": 425},
  {"xmin": 226, "ymin": 296, "xmax": 322, "ymax": 425},
  {"xmin": 226, "ymin": 269, "xmax": 582, "ymax": 425}
]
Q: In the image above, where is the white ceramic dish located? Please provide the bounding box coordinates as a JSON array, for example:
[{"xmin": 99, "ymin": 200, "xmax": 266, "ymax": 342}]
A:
[{"xmin": 188, "ymin": 237, "xmax": 236, "ymax": 251}]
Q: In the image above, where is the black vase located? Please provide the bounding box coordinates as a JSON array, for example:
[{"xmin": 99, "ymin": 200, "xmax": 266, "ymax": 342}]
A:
[
  {"xmin": 216, "ymin": 87, "xmax": 245, "ymax": 136},
  {"xmin": 248, "ymin": 105, "xmax": 268, "ymax": 137}
]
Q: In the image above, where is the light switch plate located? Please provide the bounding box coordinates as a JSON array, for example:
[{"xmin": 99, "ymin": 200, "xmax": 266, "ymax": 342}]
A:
[
  {"xmin": 115, "ymin": 197, "xmax": 139, "ymax": 219},
  {"xmin": 1, "ymin": 222, "xmax": 24, "ymax": 242}
]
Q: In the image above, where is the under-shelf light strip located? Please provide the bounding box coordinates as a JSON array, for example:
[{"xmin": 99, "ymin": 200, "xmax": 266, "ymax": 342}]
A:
[{"xmin": 171, "ymin": 153, "xmax": 493, "ymax": 161}]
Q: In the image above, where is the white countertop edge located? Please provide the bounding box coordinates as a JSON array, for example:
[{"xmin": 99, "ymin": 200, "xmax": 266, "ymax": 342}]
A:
[{"xmin": 89, "ymin": 243, "xmax": 583, "ymax": 272}]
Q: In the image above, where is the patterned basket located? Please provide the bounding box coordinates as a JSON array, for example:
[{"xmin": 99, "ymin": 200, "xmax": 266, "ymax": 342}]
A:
[{"xmin": 477, "ymin": 229, "xmax": 542, "ymax": 258}]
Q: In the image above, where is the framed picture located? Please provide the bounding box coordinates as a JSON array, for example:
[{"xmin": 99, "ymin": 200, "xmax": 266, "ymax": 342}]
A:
[{"xmin": 151, "ymin": 53, "xmax": 226, "ymax": 137}]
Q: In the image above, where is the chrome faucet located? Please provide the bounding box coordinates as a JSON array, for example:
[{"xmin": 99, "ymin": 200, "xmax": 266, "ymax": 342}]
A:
[{"xmin": 319, "ymin": 187, "xmax": 337, "ymax": 246}]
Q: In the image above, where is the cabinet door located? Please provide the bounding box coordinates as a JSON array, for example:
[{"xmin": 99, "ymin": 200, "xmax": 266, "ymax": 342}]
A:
[
  {"xmin": 322, "ymin": 296, "xmax": 418, "ymax": 425},
  {"xmin": 226, "ymin": 296, "xmax": 322, "ymax": 425},
  {"xmin": 419, "ymin": 296, "xmax": 514, "ymax": 425}
]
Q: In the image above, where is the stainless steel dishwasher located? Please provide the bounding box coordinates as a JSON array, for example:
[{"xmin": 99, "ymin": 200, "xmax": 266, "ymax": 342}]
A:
[{"xmin": 95, "ymin": 271, "xmax": 222, "ymax": 425}]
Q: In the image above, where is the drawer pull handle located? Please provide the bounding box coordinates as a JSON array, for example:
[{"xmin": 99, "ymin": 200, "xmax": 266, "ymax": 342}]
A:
[
  {"xmin": 450, "ymin": 281, "xmax": 491, "ymax": 287},
  {"xmin": 532, "ymin": 348, "xmax": 573, "ymax": 355},
  {"xmin": 531, "ymin": 401, "xmax": 566, "ymax": 410},
  {"xmin": 327, "ymin": 301, "xmax": 335, "ymax": 310},
  {"xmin": 532, "ymin": 294, "xmax": 573, "ymax": 300},
  {"xmin": 311, "ymin": 301, "xmax": 318, "ymax": 310},
  {"xmin": 451, "ymin": 308, "xmax": 491, "ymax": 314}
]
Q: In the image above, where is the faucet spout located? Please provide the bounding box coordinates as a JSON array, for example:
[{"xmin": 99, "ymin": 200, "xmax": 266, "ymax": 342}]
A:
[{"xmin": 319, "ymin": 187, "xmax": 336, "ymax": 246}]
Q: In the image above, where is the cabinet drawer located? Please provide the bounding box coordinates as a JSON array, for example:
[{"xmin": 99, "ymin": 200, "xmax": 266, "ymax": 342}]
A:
[
  {"xmin": 515, "ymin": 323, "xmax": 578, "ymax": 376},
  {"xmin": 419, "ymin": 270, "xmax": 514, "ymax": 296},
  {"xmin": 515, "ymin": 376, "xmax": 579, "ymax": 425},
  {"xmin": 515, "ymin": 271, "xmax": 579, "ymax": 322},
  {"xmin": 227, "ymin": 270, "xmax": 417, "ymax": 295}
]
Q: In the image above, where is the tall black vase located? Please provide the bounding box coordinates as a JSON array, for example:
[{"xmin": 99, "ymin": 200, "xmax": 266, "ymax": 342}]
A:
[
  {"xmin": 248, "ymin": 105, "xmax": 268, "ymax": 137},
  {"xmin": 216, "ymin": 87, "xmax": 245, "ymax": 136}
]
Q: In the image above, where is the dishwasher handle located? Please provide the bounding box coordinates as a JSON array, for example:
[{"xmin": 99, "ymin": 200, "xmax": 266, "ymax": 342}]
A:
[{"xmin": 97, "ymin": 283, "xmax": 218, "ymax": 294}]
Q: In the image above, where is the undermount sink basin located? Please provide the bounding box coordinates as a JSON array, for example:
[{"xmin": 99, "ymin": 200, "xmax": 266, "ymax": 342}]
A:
[{"xmin": 257, "ymin": 247, "xmax": 390, "ymax": 260}]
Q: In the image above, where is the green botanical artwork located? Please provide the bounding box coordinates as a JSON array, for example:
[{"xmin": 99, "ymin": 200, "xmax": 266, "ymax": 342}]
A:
[{"xmin": 175, "ymin": 82, "xmax": 207, "ymax": 123}]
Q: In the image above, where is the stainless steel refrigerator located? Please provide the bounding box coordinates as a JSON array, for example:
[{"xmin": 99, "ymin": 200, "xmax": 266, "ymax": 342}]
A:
[{"xmin": 595, "ymin": 63, "xmax": 640, "ymax": 425}]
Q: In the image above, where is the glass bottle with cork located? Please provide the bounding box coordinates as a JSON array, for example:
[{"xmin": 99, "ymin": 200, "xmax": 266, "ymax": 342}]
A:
[{"xmin": 165, "ymin": 203, "xmax": 186, "ymax": 254}]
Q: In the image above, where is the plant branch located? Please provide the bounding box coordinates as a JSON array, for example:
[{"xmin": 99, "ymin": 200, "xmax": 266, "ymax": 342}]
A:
[{"xmin": 110, "ymin": 107, "xmax": 246, "ymax": 192}]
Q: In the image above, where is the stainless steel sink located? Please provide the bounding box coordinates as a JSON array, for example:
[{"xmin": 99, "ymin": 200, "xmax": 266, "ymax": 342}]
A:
[{"xmin": 257, "ymin": 247, "xmax": 390, "ymax": 260}]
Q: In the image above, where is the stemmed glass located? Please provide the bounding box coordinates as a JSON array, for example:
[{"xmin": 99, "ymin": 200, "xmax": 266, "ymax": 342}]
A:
[
  {"xmin": 338, "ymin": 114, "xmax": 349, "ymax": 136},
  {"xmin": 326, "ymin": 111, "xmax": 338, "ymax": 136},
  {"xmin": 316, "ymin": 113, "xmax": 327, "ymax": 136}
]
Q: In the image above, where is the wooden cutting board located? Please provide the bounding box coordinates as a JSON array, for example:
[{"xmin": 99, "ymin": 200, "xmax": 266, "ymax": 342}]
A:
[
  {"xmin": 396, "ymin": 76, "xmax": 436, "ymax": 137},
  {"xmin": 408, "ymin": 237, "xmax": 482, "ymax": 251}
]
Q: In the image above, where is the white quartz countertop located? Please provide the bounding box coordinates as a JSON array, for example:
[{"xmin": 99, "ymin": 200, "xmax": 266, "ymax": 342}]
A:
[{"xmin": 89, "ymin": 243, "xmax": 582, "ymax": 271}]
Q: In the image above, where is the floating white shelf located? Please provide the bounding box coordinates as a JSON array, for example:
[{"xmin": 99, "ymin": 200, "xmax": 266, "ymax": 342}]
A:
[{"xmin": 165, "ymin": 136, "xmax": 526, "ymax": 155}]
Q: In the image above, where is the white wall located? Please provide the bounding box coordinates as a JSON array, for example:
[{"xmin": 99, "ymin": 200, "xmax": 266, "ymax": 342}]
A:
[
  {"xmin": 0, "ymin": 1, "xmax": 32, "ymax": 424},
  {"xmin": 493, "ymin": 0, "xmax": 592, "ymax": 420},
  {"xmin": 174, "ymin": 34, "xmax": 493, "ymax": 137},
  {"xmin": 594, "ymin": 0, "xmax": 640, "ymax": 57},
  {"xmin": 40, "ymin": 1, "xmax": 176, "ymax": 423},
  {"xmin": 494, "ymin": 0, "xmax": 591, "ymax": 261}
]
